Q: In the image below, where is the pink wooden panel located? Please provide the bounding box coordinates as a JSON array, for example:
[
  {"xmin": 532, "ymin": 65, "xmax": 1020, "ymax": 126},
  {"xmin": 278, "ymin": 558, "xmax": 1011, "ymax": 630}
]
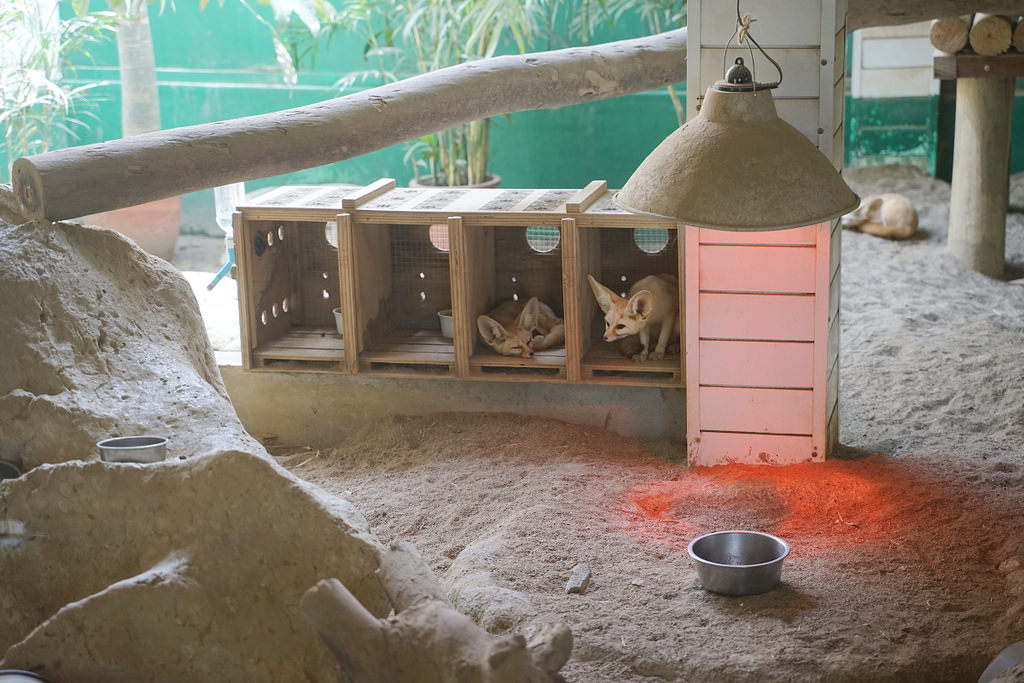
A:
[
  {"xmin": 698, "ymin": 244, "xmax": 816, "ymax": 293},
  {"xmin": 689, "ymin": 432, "xmax": 818, "ymax": 467},
  {"xmin": 698, "ymin": 293, "xmax": 816, "ymax": 341},
  {"xmin": 699, "ymin": 386, "xmax": 813, "ymax": 434},
  {"xmin": 699, "ymin": 340, "xmax": 814, "ymax": 388},
  {"xmin": 696, "ymin": 225, "xmax": 817, "ymax": 246}
]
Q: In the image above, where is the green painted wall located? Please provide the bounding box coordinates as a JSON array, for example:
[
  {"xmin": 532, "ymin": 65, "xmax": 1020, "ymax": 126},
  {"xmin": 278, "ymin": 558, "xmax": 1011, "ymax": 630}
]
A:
[
  {"xmin": 845, "ymin": 87, "xmax": 1024, "ymax": 179},
  {"xmin": 845, "ymin": 96, "xmax": 939, "ymax": 173},
  {"xmin": 47, "ymin": 1, "xmax": 681, "ymax": 235}
]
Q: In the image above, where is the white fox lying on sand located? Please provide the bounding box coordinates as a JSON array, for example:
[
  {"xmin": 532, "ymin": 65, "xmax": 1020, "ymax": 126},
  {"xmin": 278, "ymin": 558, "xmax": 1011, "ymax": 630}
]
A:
[
  {"xmin": 841, "ymin": 193, "xmax": 918, "ymax": 240},
  {"xmin": 476, "ymin": 297, "xmax": 565, "ymax": 358},
  {"xmin": 587, "ymin": 273, "xmax": 680, "ymax": 362}
]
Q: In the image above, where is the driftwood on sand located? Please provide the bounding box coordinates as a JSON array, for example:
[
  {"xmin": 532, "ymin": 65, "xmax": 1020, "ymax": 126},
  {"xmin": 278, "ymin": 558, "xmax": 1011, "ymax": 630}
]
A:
[{"xmin": 301, "ymin": 541, "xmax": 572, "ymax": 683}]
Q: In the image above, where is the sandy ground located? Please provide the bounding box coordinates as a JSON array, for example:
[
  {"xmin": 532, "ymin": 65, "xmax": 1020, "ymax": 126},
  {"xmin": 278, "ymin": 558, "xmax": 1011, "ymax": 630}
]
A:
[{"xmin": 176, "ymin": 166, "xmax": 1024, "ymax": 682}]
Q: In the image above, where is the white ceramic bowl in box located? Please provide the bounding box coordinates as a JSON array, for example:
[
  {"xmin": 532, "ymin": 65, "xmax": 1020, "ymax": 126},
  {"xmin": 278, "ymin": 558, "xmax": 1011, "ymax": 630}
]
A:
[
  {"xmin": 332, "ymin": 307, "xmax": 344, "ymax": 337},
  {"xmin": 438, "ymin": 309, "xmax": 454, "ymax": 338}
]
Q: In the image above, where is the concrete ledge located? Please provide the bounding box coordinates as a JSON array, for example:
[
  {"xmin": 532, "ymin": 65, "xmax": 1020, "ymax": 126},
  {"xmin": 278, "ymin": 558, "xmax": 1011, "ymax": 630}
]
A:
[{"xmin": 219, "ymin": 363, "xmax": 686, "ymax": 447}]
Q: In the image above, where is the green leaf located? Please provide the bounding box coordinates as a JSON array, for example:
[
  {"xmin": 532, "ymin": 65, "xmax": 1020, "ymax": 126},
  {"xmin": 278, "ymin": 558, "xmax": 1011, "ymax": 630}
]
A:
[{"xmin": 71, "ymin": 0, "xmax": 91, "ymax": 17}]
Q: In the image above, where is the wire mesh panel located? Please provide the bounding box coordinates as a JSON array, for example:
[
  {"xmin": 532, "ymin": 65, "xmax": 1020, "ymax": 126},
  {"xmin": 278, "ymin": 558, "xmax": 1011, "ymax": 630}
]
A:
[
  {"xmin": 389, "ymin": 224, "xmax": 453, "ymax": 332},
  {"xmin": 492, "ymin": 226, "xmax": 563, "ymax": 311},
  {"xmin": 598, "ymin": 227, "xmax": 679, "ymax": 299},
  {"xmin": 296, "ymin": 221, "xmax": 343, "ymax": 328}
]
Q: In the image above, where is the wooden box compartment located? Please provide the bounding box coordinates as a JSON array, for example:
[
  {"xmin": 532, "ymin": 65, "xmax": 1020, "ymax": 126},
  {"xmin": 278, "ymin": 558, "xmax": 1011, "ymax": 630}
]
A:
[
  {"xmin": 457, "ymin": 222, "xmax": 566, "ymax": 380},
  {"xmin": 347, "ymin": 221, "xmax": 456, "ymax": 377},
  {"xmin": 236, "ymin": 218, "xmax": 344, "ymax": 369},
  {"xmin": 575, "ymin": 225, "xmax": 684, "ymax": 386}
]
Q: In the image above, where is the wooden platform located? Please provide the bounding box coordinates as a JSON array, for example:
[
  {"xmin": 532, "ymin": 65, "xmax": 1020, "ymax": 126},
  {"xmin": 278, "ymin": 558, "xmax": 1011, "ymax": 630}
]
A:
[
  {"xmin": 468, "ymin": 347, "xmax": 566, "ymax": 381},
  {"xmin": 252, "ymin": 327, "xmax": 344, "ymax": 368},
  {"xmin": 580, "ymin": 347, "xmax": 682, "ymax": 387},
  {"xmin": 360, "ymin": 330, "xmax": 456, "ymax": 376}
]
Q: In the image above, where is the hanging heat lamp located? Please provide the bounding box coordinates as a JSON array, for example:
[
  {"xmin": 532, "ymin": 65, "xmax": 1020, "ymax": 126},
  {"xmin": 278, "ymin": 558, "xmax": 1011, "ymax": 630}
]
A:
[{"xmin": 615, "ymin": 18, "xmax": 859, "ymax": 229}]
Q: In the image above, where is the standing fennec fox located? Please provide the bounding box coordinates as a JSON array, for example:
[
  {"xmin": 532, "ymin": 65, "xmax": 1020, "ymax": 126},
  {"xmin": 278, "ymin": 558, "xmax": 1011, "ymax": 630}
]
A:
[
  {"xmin": 841, "ymin": 193, "xmax": 918, "ymax": 240},
  {"xmin": 587, "ymin": 274, "xmax": 679, "ymax": 362},
  {"xmin": 476, "ymin": 297, "xmax": 565, "ymax": 358}
]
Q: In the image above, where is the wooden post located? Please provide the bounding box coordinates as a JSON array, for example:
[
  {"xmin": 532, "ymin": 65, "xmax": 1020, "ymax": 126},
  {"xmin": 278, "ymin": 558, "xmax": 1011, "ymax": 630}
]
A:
[
  {"xmin": 559, "ymin": 217, "xmax": 582, "ymax": 382},
  {"xmin": 948, "ymin": 77, "xmax": 1014, "ymax": 278},
  {"xmin": 337, "ymin": 212, "xmax": 360, "ymax": 375}
]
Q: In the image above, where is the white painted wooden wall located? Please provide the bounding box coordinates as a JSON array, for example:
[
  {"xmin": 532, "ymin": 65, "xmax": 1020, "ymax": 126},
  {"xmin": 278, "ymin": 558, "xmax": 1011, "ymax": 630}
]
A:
[
  {"xmin": 687, "ymin": 0, "xmax": 848, "ymax": 169},
  {"xmin": 684, "ymin": 1, "xmax": 846, "ymax": 465},
  {"xmin": 850, "ymin": 21, "xmax": 938, "ymax": 99}
]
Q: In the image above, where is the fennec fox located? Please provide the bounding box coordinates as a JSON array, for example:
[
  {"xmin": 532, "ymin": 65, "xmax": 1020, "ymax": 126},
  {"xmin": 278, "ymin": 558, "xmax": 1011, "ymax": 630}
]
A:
[
  {"xmin": 587, "ymin": 274, "xmax": 679, "ymax": 362},
  {"xmin": 476, "ymin": 297, "xmax": 565, "ymax": 358},
  {"xmin": 841, "ymin": 193, "xmax": 918, "ymax": 240}
]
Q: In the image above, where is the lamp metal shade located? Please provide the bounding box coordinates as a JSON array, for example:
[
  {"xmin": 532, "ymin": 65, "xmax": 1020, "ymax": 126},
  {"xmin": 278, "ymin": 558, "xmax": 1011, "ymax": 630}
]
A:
[{"xmin": 615, "ymin": 86, "xmax": 859, "ymax": 230}]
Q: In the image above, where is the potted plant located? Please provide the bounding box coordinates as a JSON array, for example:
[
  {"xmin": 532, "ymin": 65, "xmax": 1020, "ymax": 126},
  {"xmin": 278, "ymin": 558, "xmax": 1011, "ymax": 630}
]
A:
[
  {"xmin": 0, "ymin": 0, "xmax": 116, "ymax": 181},
  {"xmin": 75, "ymin": 0, "xmax": 186, "ymax": 260},
  {"xmin": 323, "ymin": 0, "xmax": 546, "ymax": 188},
  {"xmin": 71, "ymin": 0, "xmax": 328, "ymax": 260}
]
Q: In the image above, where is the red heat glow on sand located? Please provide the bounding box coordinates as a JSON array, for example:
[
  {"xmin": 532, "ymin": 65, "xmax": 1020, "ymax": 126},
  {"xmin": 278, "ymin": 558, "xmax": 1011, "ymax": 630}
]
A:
[{"xmin": 621, "ymin": 455, "xmax": 953, "ymax": 553}]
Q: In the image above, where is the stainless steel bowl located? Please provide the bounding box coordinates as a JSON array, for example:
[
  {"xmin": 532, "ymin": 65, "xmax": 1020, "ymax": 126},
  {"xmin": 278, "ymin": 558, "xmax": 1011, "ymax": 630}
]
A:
[
  {"xmin": 0, "ymin": 671, "xmax": 51, "ymax": 682},
  {"xmin": 687, "ymin": 530, "xmax": 790, "ymax": 596},
  {"xmin": 97, "ymin": 436, "xmax": 168, "ymax": 464}
]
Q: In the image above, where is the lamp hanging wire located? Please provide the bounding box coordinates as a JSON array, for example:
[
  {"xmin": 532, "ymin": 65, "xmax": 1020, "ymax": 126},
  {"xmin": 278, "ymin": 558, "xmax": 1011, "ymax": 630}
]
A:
[{"xmin": 721, "ymin": 0, "xmax": 783, "ymax": 90}]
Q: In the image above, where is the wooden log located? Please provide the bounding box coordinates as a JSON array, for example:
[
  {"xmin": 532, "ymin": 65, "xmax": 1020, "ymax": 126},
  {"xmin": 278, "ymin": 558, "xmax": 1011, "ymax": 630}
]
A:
[
  {"xmin": 969, "ymin": 13, "xmax": 1014, "ymax": 55},
  {"xmin": 1013, "ymin": 17, "xmax": 1024, "ymax": 52},
  {"xmin": 929, "ymin": 15, "xmax": 973, "ymax": 54},
  {"xmin": 12, "ymin": 29, "xmax": 688, "ymax": 222},
  {"xmin": 849, "ymin": 1, "xmax": 1024, "ymax": 31},
  {"xmin": 948, "ymin": 77, "xmax": 1014, "ymax": 278}
]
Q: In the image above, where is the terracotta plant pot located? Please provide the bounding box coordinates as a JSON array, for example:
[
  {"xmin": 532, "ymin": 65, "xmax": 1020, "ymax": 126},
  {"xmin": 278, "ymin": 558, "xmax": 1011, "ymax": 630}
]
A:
[
  {"xmin": 83, "ymin": 195, "xmax": 183, "ymax": 261},
  {"xmin": 409, "ymin": 174, "xmax": 501, "ymax": 189}
]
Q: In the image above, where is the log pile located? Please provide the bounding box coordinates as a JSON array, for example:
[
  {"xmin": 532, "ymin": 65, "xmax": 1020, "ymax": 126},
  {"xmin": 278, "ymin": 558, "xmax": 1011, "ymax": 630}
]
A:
[{"xmin": 930, "ymin": 14, "xmax": 1023, "ymax": 56}]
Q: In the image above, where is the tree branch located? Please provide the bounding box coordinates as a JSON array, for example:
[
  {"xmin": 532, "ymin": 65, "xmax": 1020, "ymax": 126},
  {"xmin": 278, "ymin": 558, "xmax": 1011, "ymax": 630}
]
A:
[{"xmin": 13, "ymin": 29, "xmax": 688, "ymax": 221}]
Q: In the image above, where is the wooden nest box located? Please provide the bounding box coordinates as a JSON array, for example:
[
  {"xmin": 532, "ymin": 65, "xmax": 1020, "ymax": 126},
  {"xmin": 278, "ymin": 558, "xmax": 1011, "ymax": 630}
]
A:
[{"xmin": 234, "ymin": 178, "xmax": 839, "ymax": 465}]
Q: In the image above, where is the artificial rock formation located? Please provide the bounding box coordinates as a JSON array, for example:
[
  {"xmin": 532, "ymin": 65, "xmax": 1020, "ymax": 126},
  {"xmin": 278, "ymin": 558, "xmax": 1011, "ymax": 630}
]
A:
[
  {"xmin": 0, "ymin": 185, "xmax": 261, "ymax": 469},
  {"xmin": 0, "ymin": 452, "xmax": 390, "ymax": 682},
  {"xmin": 0, "ymin": 191, "xmax": 388, "ymax": 679}
]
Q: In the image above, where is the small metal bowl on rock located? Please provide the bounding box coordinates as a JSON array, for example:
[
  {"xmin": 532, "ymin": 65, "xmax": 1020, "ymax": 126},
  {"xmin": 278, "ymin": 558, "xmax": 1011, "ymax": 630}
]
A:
[
  {"xmin": 0, "ymin": 671, "xmax": 52, "ymax": 682},
  {"xmin": 97, "ymin": 436, "xmax": 168, "ymax": 464},
  {"xmin": 687, "ymin": 530, "xmax": 790, "ymax": 596}
]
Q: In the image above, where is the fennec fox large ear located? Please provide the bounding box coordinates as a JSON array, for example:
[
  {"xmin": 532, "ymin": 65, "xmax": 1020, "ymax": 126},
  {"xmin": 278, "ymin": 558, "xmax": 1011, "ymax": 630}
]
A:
[
  {"xmin": 516, "ymin": 296, "xmax": 541, "ymax": 330},
  {"xmin": 477, "ymin": 315, "xmax": 506, "ymax": 344},
  {"xmin": 587, "ymin": 275, "xmax": 618, "ymax": 313},
  {"xmin": 626, "ymin": 290, "xmax": 654, "ymax": 321}
]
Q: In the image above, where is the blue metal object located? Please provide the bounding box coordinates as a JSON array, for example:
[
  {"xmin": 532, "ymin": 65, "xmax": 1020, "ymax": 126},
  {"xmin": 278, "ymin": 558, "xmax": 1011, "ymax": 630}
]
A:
[{"xmin": 206, "ymin": 236, "xmax": 235, "ymax": 290}]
